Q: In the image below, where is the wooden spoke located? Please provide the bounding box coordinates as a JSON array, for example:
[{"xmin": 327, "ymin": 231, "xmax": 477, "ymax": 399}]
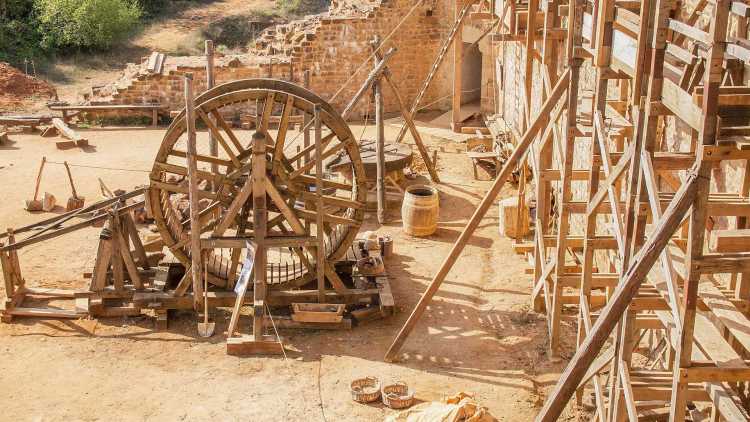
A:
[
  {"xmin": 197, "ymin": 109, "xmax": 241, "ymax": 168},
  {"xmin": 210, "ymin": 109, "xmax": 244, "ymax": 152},
  {"xmin": 273, "ymin": 95, "xmax": 295, "ymax": 164},
  {"xmin": 289, "ymin": 132, "xmax": 336, "ymax": 164},
  {"xmin": 296, "ymin": 208, "xmax": 360, "ymax": 226},
  {"xmin": 289, "ymin": 137, "xmax": 353, "ymax": 179},
  {"xmin": 259, "ymin": 92, "xmax": 276, "ymax": 133},
  {"xmin": 213, "ymin": 176, "xmax": 253, "ymax": 236},
  {"xmin": 277, "ymin": 185, "xmax": 363, "ymax": 209},
  {"xmin": 294, "ymin": 174, "xmax": 354, "ymax": 191},
  {"xmin": 151, "ymin": 180, "xmax": 219, "ymax": 200},
  {"xmin": 153, "ymin": 161, "xmax": 225, "ymax": 185},
  {"xmin": 265, "ymin": 179, "xmax": 306, "ymax": 233},
  {"xmin": 170, "ymin": 149, "xmax": 234, "ymax": 167}
]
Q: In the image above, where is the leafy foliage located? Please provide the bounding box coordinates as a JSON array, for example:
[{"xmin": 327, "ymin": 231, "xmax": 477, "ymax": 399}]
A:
[
  {"xmin": 35, "ymin": 0, "xmax": 142, "ymax": 50},
  {"xmin": 0, "ymin": 0, "xmax": 47, "ymax": 65}
]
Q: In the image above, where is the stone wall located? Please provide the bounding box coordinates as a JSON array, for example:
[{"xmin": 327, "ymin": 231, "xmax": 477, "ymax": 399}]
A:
[{"xmin": 93, "ymin": 0, "xmax": 460, "ymax": 120}]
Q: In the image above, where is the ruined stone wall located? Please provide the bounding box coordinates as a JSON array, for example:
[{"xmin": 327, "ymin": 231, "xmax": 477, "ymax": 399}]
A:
[{"xmin": 95, "ymin": 0, "xmax": 459, "ymax": 120}]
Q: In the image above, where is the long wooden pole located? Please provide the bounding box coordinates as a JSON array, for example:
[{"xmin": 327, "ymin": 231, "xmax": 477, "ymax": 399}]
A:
[
  {"xmin": 184, "ymin": 74, "xmax": 204, "ymax": 310},
  {"xmin": 251, "ymin": 130, "xmax": 268, "ymax": 338},
  {"xmin": 314, "ymin": 104, "xmax": 326, "ymax": 303},
  {"xmin": 373, "ymin": 38, "xmax": 387, "ymax": 223},
  {"xmin": 303, "ymin": 70, "xmax": 311, "ymax": 166},
  {"xmin": 451, "ymin": 0, "xmax": 463, "ymax": 132},
  {"xmin": 341, "ymin": 47, "xmax": 397, "ymax": 121},
  {"xmin": 534, "ymin": 168, "xmax": 701, "ymax": 422},
  {"xmin": 205, "ymin": 40, "xmax": 217, "ymax": 188},
  {"xmin": 384, "ymin": 69, "xmax": 570, "ymax": 362}
]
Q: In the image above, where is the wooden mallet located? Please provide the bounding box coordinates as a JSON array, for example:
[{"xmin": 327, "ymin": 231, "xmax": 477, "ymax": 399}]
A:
[
  {"xmin": 63, "ymin": 161, "xmax": 85, "ymax": 211},
  {"xmin": 24, "ymin": 156, "xmax": 46, "ymax": 211}
]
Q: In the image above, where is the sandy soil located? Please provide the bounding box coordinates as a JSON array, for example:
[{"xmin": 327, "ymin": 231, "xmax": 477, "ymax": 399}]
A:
[{"xmin": 0, "ymin": 124, "xmax": 574, "ymax": 421}]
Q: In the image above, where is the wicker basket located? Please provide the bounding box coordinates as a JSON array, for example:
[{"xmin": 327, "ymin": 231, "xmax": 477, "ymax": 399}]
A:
[
  {"xmin": 351, "ymin": 377, "xmax": 381, "ymax": 403},
  {"xmin": 381, "ymin": 381, "xmax": 415, "ymax": 409}
]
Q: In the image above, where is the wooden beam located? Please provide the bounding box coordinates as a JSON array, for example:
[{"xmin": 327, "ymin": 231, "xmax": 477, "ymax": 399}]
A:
[
  {"xmin": 384, "ymin": 68, "xmax": 570, "ymax": 362},
  {"xmin": 534, "ymin": 169, "xmax": 700, "ymax": 422}
]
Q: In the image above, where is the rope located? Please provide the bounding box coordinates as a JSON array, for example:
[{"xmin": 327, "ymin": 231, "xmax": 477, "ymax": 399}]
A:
[
  {"xmin": 45, "ymin": 160, "xmax": 150, "ymax": 173},
  {"xmin": 265, "ymin": 303, "xmax": 288, "ymax": 360},
  {"xmin": 357, "ymin": 93, "xmax": 372, "ymax": 141}
]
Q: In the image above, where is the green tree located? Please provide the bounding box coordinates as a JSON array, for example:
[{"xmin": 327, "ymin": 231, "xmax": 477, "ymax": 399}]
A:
[{"xmin": 35, "ymin": 0, "xmax": 141, "ymax": 50}]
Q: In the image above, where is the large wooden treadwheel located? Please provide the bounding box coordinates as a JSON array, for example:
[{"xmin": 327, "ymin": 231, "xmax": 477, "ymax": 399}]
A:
[{"xmin": 148, "ymin": 79, "xmax": 366, "ymax": 289}]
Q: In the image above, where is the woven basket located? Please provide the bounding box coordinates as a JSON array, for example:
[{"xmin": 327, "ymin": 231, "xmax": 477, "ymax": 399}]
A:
[
  {"xmin": 351, "ymin": 377, "xmax": 381, "ymax": 403},
  {"xmin": 381, "ymin": 381, "xmax": 415, "ymax": 409}
]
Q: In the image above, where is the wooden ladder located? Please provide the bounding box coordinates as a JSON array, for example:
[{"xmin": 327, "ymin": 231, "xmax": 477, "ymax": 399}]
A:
[{"xmin": 394, "ymin": 0, "xmax": 474, "ymax": 144}]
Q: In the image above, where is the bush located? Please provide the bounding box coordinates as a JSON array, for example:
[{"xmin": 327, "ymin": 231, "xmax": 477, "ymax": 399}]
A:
[
  {"xmin": 35, "ymin": 0, "xmax": 142, "ymax": 50},
  {"xmin": 0, "ymin": 0, "xmax": 47, "ymax": 66}
]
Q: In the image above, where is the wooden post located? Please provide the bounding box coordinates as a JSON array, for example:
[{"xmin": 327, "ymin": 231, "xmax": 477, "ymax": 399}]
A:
[
  {"xmin": 451, "ymin": 0, "xmax": 464, "ymax": 132},
  {"xmin": 384, "ymin": 69, "xmax": 570, "ymax": 362},
  {"xmin": 303, "ymin": 70, "xmax": 312, "ymax": 167},
  {"xmin": 251, "ymin": 131, "xmax": 268, "ymax": 338},
  {"xmin": 373, "ymin": 37, "xmax": 387, "ymax": 223},
  {"xmin": 371, "ymin": 48, "xmax": 440, "ymax": 183},
  {"xmin": 184, "ymin": 74, "xmax": 204, "ymax": 309},
  {"xmin": 314, "ymin": 104, "xmax": 326, "ymax": 303},
  {"xmin": 669, "ymin": 2, "xmax": 730, "ymax": 420},
  {"xmin": 205, "ymin": 40, "xmax": 218, "ymax": 188}
]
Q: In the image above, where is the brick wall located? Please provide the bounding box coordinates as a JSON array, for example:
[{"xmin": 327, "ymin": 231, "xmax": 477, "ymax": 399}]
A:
[{"xmin": 95, "ymin": 0, "xmax": 460, "ymax": 120}]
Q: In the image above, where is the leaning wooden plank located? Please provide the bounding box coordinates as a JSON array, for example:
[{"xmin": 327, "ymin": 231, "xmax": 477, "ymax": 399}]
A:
[
  {"xmin": 384, "ymin": 68, "xmax": 571, "ymax": 362},
  {"xmin": 0, "ymin": 188, "xmax": 145, "ymax": 241},
  {"xmin": 1, "ymin": 200, "xmax": 144, "ymax": 251},
  {"xmin": 52, "ymin": 118, "xmax": 88, "ymax": 146},
  {"xmin": 534, "ymin": 168, "xmax": 700, "ymax": 422},
  {"xmin": 340, "ymin": 48, "xmax": 396, "ymax": 120},
  {"xmin": 8, "ymin": 307, "xmax": 81, "ymax": 319}
]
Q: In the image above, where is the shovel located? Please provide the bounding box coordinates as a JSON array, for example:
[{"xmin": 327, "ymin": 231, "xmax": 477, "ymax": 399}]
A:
[
  {"xmin": 197, "ymin": 255, "xmax": 215, "ymax": 337},
  {"xmin": 24, "ymin": 157, "xmax": 46, "ymax": 211},
  {"xmin": 63, "ymin": 161, "xmax": 85, "ymax": 211}
]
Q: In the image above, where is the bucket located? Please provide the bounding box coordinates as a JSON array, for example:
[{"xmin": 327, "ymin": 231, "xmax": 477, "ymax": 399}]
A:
[{"xmin": 401, "ymin": 185, "xmax": 439, "ymax": 236}]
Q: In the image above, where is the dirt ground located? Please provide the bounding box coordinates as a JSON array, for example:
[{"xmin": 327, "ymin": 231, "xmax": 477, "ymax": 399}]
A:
[{"xmin": 0, "ymin": 123, "xmax": 573, "ymax": 421}]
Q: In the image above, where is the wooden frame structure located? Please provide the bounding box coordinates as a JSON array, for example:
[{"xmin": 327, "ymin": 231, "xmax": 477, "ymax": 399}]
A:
[{"xmin": 386, "ymin": 0, "xmax": 750, "ymax": 419}]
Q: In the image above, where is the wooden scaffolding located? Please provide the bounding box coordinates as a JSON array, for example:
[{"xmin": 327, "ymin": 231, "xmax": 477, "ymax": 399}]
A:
[
  {"xmin": 386, "ymin": 0, "xmax": 750, "ymax": 419},
  {"xmin": 508, "ymin": 0, "xmax": 750, "ymax": 419}
]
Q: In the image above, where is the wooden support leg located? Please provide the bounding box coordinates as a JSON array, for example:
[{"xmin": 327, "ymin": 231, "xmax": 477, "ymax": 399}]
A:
[
  {"xmin": 184, "ymin": 74, "xmax": 204, "ymax": 310},
  {"xmin": 251, "ymin": 130, "xmax": 268, "ymax": 338},
  {"xmin": 384, "ymin": 69, "xmax": 571, "ymax": 362},
  {"xmin": 1, "ymin": 250, "xmax": 16, "ymax": 303}
]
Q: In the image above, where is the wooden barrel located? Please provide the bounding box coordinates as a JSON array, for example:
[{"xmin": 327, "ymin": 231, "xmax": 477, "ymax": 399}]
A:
[{"xmin": 401, "ymin": 185, "xmax": 439, "ymax": 236}]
